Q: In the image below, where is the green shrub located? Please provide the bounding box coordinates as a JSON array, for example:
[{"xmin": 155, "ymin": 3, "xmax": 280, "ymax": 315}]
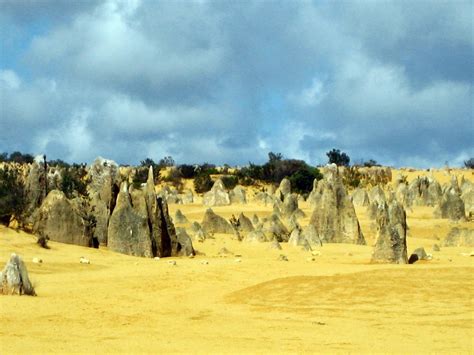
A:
[
  {"xmin": 194, "ymin": 173, "xmax": 213, "ymax": 193},
  {"xmin": 288, "ymin": 166, "xmax": 323, "ymax": 194},
  {"xmin": 60, "ymin": 165, "xmax": 88, "ymax": 198},
  {"xmin": 0, "ymin": 166, "xmax": 27, "ymax": 223},
  {"xmin": 178, "ymin": 164, "xmax": 197, "ymax": 179},
  {"xmin": 326, "ymin": 148, "xmax": 350, "ymax": 167},
  {"xmin": 221, "ymin": 175, "xmax": 238, "ymax": 190}
]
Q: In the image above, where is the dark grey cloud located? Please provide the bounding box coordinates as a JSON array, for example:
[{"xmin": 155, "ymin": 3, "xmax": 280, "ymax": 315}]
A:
[{"xmin": 0, "ymin": 0, "xmax": 472, "ymax": 167}]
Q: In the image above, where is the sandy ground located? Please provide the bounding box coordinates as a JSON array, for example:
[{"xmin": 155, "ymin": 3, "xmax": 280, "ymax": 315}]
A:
[{"xmin": 1, "ymin": 169, "xmax": 473, "ymax": 354}]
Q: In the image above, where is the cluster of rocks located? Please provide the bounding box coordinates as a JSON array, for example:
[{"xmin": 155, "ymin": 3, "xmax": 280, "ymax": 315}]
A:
[
  {"xmin": 27, "ymin": 158, "xmax": 193, "ymax": 259},
  {"xmin": 202, "ymin": 179, "xmax": 247, "ymax": 206}
]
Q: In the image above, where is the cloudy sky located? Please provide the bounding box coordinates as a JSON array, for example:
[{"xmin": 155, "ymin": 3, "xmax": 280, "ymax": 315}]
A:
[{"xmin": 0, "ymin": 0, "xmax": 472, "ymax": 167}]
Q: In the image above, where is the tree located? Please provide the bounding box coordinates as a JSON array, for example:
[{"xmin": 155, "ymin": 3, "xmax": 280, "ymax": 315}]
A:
[
  {"xmin": 464, "ymin": 158, "xmax": 474, "ymax": 169},
  {"xmin": 363, "ymin": 159, "xmax": 380, "ymax": 167},
  {"xmin": 194, "ymin": 173, "xmax": 213, "ymax": 193},
  {"xmin": 8, "ymin": 151, "xmax": 34, "ymax": 164},
  {"xmin": 0, "ymin": 166, "xmax": 27, "ymax": 223},
  {"xmin": 288, "ymin": 165, "xmax": 323, "ymax": 194},
  {"xmin": 159, "ymin": 156, "xmax": 175, "ymax": 168},
  {"xmin": 178, "ymin": 164, "xmax": 197, "ymax": 179},
  {"xmin": 140, "ymin": 158, "xmax": 160, "ymax": 181},
  {"xmin": 326, "ymin": 148, "xmax": 350, "ymax": 167}
]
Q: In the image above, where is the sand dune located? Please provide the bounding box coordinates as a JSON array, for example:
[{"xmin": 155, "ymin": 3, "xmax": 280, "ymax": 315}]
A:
[{"xmin": 1, "ymin": 187, "xmax": 473, "ymax": 354}]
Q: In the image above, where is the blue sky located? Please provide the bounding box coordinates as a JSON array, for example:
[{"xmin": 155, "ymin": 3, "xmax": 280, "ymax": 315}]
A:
[{"xmin": 0, "ymin": 0, "xmax": 472, "ymax": 167}]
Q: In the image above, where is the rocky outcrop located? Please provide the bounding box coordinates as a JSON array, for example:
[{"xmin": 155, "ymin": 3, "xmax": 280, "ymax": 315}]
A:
[
  {"xmin": 25, "ymin": 156, "xmax": 47, "ymax": 216},
  {"xmin": 87, "ymin": 157, "xmax": 120, "ymax": 245},
  {"xmin": 407, "ymin": 176, "xmax": 442, "ymax": 206},
  {"xmin": 351, "ymin": 188, "xmax": 370, "ymax": 207},
  {"xmin": 176, "ymin": 228, "xmax": 195, "ymax": 256},
  {"xmin": 255, "ymin": 213, "xmax": 290, "ymax": 242},
  {"xmin": 174, "ymin": 209, "xmax": 189, "ymax": 224},
  {"xmin": 229, "ymin": 186, "xmax": 247, "ymax": 204},
  {"xmin": 203, "ymin": 179, "xmax": 230, "ymax": 206},
  {"xmin": 201, "ymin": 208, "xmax": 235, "ymax": 234},
  {"xmin": 309, "ymin": 166, "xmax": 365, "ymax": 244},
  {"xmin": 371, "ymin": 201, "xmax": 408, "ymax": 264},
  {"xmin": 33, "ymin": 190, "xmax": 92, "ymax": 247},
  {"xmin": 442, "ymin": 228, "xmax": 474, "ymax": 247},
  {"xmin": 237, "ymin": 213, "xmax": 254, "ymax": 233},
  {"xmin": 275, "ymin": 178, "xmax": 291, "ymax": 201},
  {"xmin": 107, "ymin": 182, "xmax": 153, "ymax": 257},
  {"xmin": 1, "ymin": 253, "xmax": 36, "ymax": 296},
  {"xmin": 433, "ymin": 188, "xmax": 465, "ymax": 220}
]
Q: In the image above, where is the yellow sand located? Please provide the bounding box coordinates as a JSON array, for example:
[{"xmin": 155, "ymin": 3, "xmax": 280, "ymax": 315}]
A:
[{"xmin": 1, "ymin": 169, "xmax": 473, "ymax": 354}]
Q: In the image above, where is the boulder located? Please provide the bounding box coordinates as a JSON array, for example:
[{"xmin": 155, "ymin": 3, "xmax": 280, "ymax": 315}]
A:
[
  {"xmin": 368, "ymin": 186, "xmax": 386, "ymax": 205},
  {"xmin": 201, "ymin": 208, "xmax": 235, "ymax": 234},
  {"xmin": 371, "ymin": 201, "xmax": 408, "ymax": 264},
  {"xmin": 179, "ymin": 189, "xmax": 194, "ymax": 204},
  {"xmin": 410, "ymin": 247, "xmax": 429, "ymax": 261},
  {"xmin": 309, "ymin": 167, "xmax": 365, "ymax": 244},
  {"xmin": 407, "ymin": 176, "xmax": 442, "ymax": 206},
  {"xmin": 1, "ymin": 253, "xmax": 36, "ymax": 296},
  {"xmin": 442, "ymin": 228, "xmax": 474, "ymax": 247},
  {"xmin": 280, "ymin": 193, "xmax": 299, "ymax": 217},
  {"xmin": 25, "ymin": 156, "xmax": 47, "ymax": 216},
  {"xmin": 253, "ymin": 191, "xmax": 275, "ymax": 205},
  {"xmin": 33, "ymin": 190, "xmax": 92, "ymax": 247},
  {"xmin": 244, "ymin": 229, "xmax": 266, "ymax": 243},
  {"xmin": 203, "ymin": 179, "xmax": 231, "ymax": 206},
  {"xmin": 461, "ymin": 190, "xmax": 474, "ymax": 218}
]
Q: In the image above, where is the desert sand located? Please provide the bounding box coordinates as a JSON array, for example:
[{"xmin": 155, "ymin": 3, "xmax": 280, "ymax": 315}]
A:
[{"xmin": 1, "ymin": 169, "xmax": 473, "ymax": 354}]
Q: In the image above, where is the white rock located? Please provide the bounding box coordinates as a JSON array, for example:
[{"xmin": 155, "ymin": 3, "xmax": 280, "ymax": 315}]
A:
[
  {"xmin": 32, "ymin": 257, "xmax": 42, "ymax": 264},
  {"xmin": 79, "ymin": 257, "xmax": 90, "ymax": 264}
]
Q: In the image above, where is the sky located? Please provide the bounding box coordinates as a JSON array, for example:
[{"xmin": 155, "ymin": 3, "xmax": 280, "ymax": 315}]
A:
[{"xmin": 0, "ymin": 0, "xmax": 473, "ymax": 167}]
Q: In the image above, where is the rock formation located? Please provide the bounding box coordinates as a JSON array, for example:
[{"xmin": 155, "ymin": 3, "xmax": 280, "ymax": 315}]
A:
[
  {"xmin": 229, "ymin": 186, "xmax": 247, "ymax": 204},
  {"xmin": 309, "ymin": 166, "xmax": 365, "ymax": 244},
  {"xmin": 203, "ymin": 179, "xmax": 231, "ymax": 206},
  {"xmin": 33, "ymin": 190, "xmax": 92, "ymax": 247},
  {"xmin": 433, "ymin": 187, "xmax": 465, "ymax": 220},
  {"xmin": 442, "ymin": 228, "xmax": 474, "ymax": 247},
  {"xmin": 87, "ymin": 157, "xmax": 120, "ymax": 246},
  {"xmin": 371, "ymin": 201, "xmax": 408, "ymax": 264},
  {"xmin": 174, "ymin": 209, "xmax": 189, "ymax": 224},
  {"xmin": 275, "ymin": 178, "xmax": 291, "ymax": 201},
  {"xmin": 237, "ymin": 212, "xmax": 254, "ymax": 233},
  {"xmin": 201, "ymin": 208, "xmax": 235, "ymax": 234},
  {"xmin": 351, "ymin": 188, "xmax": 370, "ymax": 207},
  {"xmin": 1, "ymin": 253, "xmax": 36, "ymax": 296}
]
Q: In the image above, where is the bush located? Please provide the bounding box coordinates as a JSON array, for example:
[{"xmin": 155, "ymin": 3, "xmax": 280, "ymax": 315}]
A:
[
  {"xmin": 132, "ymin": 167, "xmax": 149, "ymax": 189},
  {"xmin": 464, "ymin": 158, "xmax": 474, "ymax": 169},
  {"xmin": 60, "ymin": 165, "xmax": 88, "ymax": 198},
  {"xmin": 342, "ymin": 166, "xmax": 362, "ymax": 189},
  {"xmin": 221, "ymin": 175, "xmax": 238, "ymax": 190},
  {"xmin": 194, "ymin": 173, "xmax": 213, "ymax": 193},
  {"xmin": 0, "ymin": 166, "xmax": 27, "ymax": 223},
  {"xmin": 326, "ymin": 148, "xmax": 350, "ymax": 167},
  {"xmin": 288, "ymin": 166, "xmax": 323, "ymax": 194},
  {"xmin": 178, "ymin": 164, "xmax": 197, "ymax": 179},
  {"xmin": 158, "ymin": 156, "xmax": 175, "ymax": 168},
  {"xmin": 196, "ymin": 163, "xmax": 218, "ymax": 175},
  {"xmin": 162, "ymin": 168, "xmax": 184, "ymax": 192},
  {"xmin": 363, "ymin": 159, "xmax": 380, "ymax": 167},
  {"xmin": 140, "ymin": 158, "xmax": 161, "ymax": 181}
]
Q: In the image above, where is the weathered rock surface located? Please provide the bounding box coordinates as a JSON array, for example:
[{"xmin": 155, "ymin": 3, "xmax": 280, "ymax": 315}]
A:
[
  {"xmin": 275, "ymin": 178, "xmax": 291, "ymax": 201},
  {"xmin": 176, "ymin": 228, "xmax": 195, "ymax": 256},
  {"xmin": 407, "ymin": 176, "xmax": 442, "ymax": 206},
  {"xmin": 203, "ymin": 179, "xmax": 231, "ymax": 206},
  {"xmin": 201, "ymin": 208, "xmax": 235, "ymax": 234},
  {"xmin": 259, "ymin": 213, "xmax": 290, "ymax": 242},
  {"xmin": 107, "ymin": 182, "xmax": 153, "ymax": 257},
  {"xmin": 442, "ymin": 228, "xmax": 474, "ymax": 247},
  {"xmin": 174, "ymin": 209, "xmax": 189, "ymax": 224},
  {"xmin": 351, "ymin": 188, "xmax": 370, "ymax": 207},
  {"xmin": 371, "ymin": 201, "xmax": 408, "ymax": 264},
  {"xmin": 33, "ymin": 190, "xmax": 92, "ymax": 247},
  {"xmin": 433, "ymin": 188, "xmax": 465, "ymax": 220},
  {"xmin": 237, "ymin": 213, "xmax": 254, "ymax": 233},
  {"xmin": 229, "ymin": 186, "xmax": 247, "ymax": 204},
  {"xmin": 309, "ymin": 166, "xmax": 365, "ymax": 244},
  {"xmin": 1, "ymin": 253, "xmax": 36, "ymax": 296},
  {"xmin": 87, "ymin": 157, "xmax": 120, "ymax": 245}
]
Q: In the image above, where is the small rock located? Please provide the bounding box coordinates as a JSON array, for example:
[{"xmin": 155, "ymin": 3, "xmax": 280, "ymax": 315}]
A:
[
  {"xmin": 201, "ymin": 260, "xmax": 209, "ymax": 265},
  {"xmin": 188, "ymin": 254, "xmax": 195, "ymax": 259},
  {"xmin": 79, "ymin": 257, "xmax": 90, "ymax": 264},
  {"xmin": 154, "ymin": 257, "xmax": 161, "ymax": 260},
  {"xmin": 234, "ymin": 254, "xmax": 242, "ymax": 257},
  {"xmin": 168, "ymin": 260, "xmax": 177, "ymax": 266},
  {"xmin": 346, "ymin": 252, "xmax": 353, "ymax": 256},
  {"xmin": 432, "ymin": 244, "xmax": 441, "ymax": 252},
  {"xmin": 32, "ymin": 257, "xmax": 42, "ymax": 264},
  {"xmin": 278, "ymin": 254, "xmax": 288, "ymax": 261},
  {"xmin": 235, "ymin": 258, "xmax": 241, "ymax": 263},
  {"xmin": 306, "ymin": 257, "xmax": 315, "ymax": 262},
  {"xmin": 311, "ymin": 250, "xmax": 321, "ymax": 256}
]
